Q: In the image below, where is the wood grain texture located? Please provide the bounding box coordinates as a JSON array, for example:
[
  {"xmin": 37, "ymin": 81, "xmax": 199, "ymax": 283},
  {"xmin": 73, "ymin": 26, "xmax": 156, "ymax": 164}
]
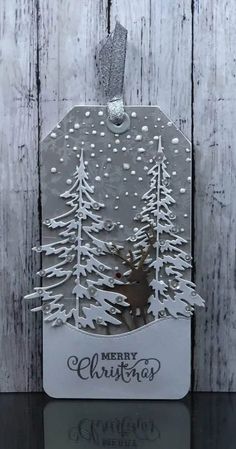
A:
[
  {"xmin": 38, "ymin": 0, "xmax": 108, "ymax": 139},
  {"xmin": 193, "ymin": 0, "xmax": 236, "ymax": 391},
  {"xmin": 0, "ymin": 0, "xmax": 235, "ymax": 391},
  {"xmin": 0, "ymin": 0, "xmax": 42, "ymax": 391},
  {"xmin": 110, "ymin": 0, "xmax": 192, "ymax": 136}
]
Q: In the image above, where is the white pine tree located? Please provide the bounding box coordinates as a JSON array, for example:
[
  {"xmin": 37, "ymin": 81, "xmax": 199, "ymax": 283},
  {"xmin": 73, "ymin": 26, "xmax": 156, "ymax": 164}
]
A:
[
  {"xmin": 128, "ymin": 136, "xmax": 204, "ymax": 320},
  {"xmin": 25, "ymin": 149, "xmax": 128, "ymax": 329}
]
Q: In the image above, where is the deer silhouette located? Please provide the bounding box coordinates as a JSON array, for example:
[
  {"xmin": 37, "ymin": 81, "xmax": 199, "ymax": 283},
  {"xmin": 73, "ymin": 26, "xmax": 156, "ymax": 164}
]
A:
[{"xmin": 105, "ymin": 228, "xmax": 155, "ymax": 329}]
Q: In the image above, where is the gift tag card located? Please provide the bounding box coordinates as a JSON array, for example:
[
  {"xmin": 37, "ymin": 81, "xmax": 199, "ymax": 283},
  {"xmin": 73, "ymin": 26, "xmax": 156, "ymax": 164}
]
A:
[{"xmin": 25, "ymin": 106, "xmax": 204, "ymax": 398}]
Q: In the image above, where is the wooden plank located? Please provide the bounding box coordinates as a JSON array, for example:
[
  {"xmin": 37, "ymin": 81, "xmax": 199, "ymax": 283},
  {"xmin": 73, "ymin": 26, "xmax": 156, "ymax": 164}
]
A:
[
  {"xmin": 110, "ymin": 0, "xmax": 192, "ymax": 137},
  {"xmin": 39, "ymin": 0, "xmax": 108, "ymax": 139},
  {"xmin": 0, "ymin": 0, "xmax": 42, "ymax": 391},
  {"xmin": 193, "ymin": 0, "xmax": 236, "ymax": 391}
]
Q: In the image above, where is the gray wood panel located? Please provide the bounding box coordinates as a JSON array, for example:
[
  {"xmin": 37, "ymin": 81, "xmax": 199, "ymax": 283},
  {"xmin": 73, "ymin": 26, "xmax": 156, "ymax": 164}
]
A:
[
  {"xmin": 0, "ymin": 0, "xmax": 42, "ymax": 391},
  {"xmin": 0, "ymin": 0, "xmax": 235, "ymax": 391},
  {"xmin": 193, "ymin": 0, "xmax": 236, "ymax": 391}
]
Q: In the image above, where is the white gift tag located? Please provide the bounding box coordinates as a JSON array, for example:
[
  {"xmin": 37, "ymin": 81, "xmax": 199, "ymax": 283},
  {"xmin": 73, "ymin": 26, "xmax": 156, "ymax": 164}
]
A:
[{"xmin": 25, "ymin": 105, "xmax": 204, "ymax": 398}]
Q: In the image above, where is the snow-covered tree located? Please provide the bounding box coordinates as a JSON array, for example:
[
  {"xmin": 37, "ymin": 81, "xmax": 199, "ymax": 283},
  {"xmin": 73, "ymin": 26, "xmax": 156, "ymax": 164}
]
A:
[
  {"xmin": 128, "ymin": 136, "xmax": 204, "ymax": 320},
  {"xmin": 25, "ymin": 149, "xmax": 128, "ymax": 329}
]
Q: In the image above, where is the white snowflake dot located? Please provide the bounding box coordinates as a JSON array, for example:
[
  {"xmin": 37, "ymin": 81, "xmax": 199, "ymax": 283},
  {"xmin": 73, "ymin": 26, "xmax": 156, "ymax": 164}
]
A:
[
  {"xmin": 100, "ymin": 132, "xmax": 105, "ymax": 137},
  {"xmin": 138, "ymin": 177, "xmax": 143, "ymax": 181},
  {"xmin": 65, "ymin": 135, "xmax": 69, "ymax": 140},
  {"xmin": 153, "ymin": 136, "xmax": 159, "ymax": 140},
  {"xmin": 66, "ymin": 179, "xmax": 72, "ymax": 185},
  {"xmin": 138, "ymin": 147, "xmax": 145, "ymax": 153},
  {"xmin": 91, "ymin": 153, "xmax": 95, "ymax": 157},
  {"xmin": 131, "ymin": 170, "xmax": 136, "ymax": 175},
  {"xmin": 172, "ymin": 171, "xmax": 177, "ymax": 176},
  {"xmin": 107, "ymin": 157, "xmax": 112, "ymax": 162},
  {"xmin": 172, "ymin": 137, "xmax": 179, "ymax": 144},
  {"xmin": 126, "ymin": 135, "xmax": 131, "ymax": 139},
  {"xmin": 180, "ymin": 188, "xmax": 186, "ymax": 194},
  {"xmin": 104, "ymin": 173, "xmax": 109, "ymax": 178},
  {"xmin": 95, "ymin": 176, "xmax": 101, "ymax": 182},
  {"xmin": 131, "ymin": 112, "xmax": 137, "ymax": 118},
  {"xmin": 69, "ymin": 128, "xmax": 74, "ymax": 133},
  {"xmin": 122, "ymin": 147, "xmax": 127, "ymax": 152},
  {"xmin": 135, "ymin": 135, "xmax": 142, "ymax": 141},
  {"xmin": 91, "ymin": 143, "xmax": 95, "ymax": 148},
  {"xmin": 74, "ymin": 123, "xmax": 80, "ymax": 129},
  {"xmin": 51, "ymin": 167, "xmax": 57, "ymax": 173},
  {"xmin": 113, "ymin": 148, "xmax": 118, "ymax": 153},
  {"xmin": 50, "ymin": 132, "xmax": 57, "ymax": 138},
  {"xmin": 123, "ymin": 163, "xmax": 130, "ymax": 170},
  {"xmin": 115, "ymin": 139, "xmax": 120, "ymax": 144},
  {"xmin": 59, "ymin": 158, "xmax": 64, "ymax": 162},
  {"xmin": 98, "ymin": 111, "xmax": 103, "ymax": 116},
  {"xmin": 85, "ymin": 111, "xmax": 90, "ymax": 117},
  {"xmin": 137, "ymin": 156, "xmax": 142, "ymax": 161},
  {"xmin": 142, "ymin": 125, "xmax": 148, "ymax": 132},
  {"xmin": 92, "ymin": 130, "xmax": 97, "ymax": 135},
  {"xmin": 125, "ymin": 192, "xmax": 129, "ymax": 196}
]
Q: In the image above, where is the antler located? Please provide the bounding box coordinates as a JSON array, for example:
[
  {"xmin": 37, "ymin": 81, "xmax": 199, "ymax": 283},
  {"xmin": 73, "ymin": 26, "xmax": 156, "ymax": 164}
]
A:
[
  {"xmin": 138, "ymin": 225, "xmax": 155, "ymax": 269},
  {"xmin": 106, "ymin": 243, "xmax": 136, "ymax": 269}
]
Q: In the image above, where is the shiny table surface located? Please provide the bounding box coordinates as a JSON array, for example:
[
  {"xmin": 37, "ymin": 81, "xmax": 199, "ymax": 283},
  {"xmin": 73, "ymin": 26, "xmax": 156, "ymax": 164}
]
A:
[{"xmin": 0, "ymin": 393, "xmax": 235, "ymax": 448}]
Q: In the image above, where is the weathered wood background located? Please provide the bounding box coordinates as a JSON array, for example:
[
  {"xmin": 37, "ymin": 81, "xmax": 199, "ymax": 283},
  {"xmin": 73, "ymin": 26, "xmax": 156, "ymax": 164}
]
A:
[{"xmin": 0, "ymin": 0, "xmax": 235, "ymax": 392}]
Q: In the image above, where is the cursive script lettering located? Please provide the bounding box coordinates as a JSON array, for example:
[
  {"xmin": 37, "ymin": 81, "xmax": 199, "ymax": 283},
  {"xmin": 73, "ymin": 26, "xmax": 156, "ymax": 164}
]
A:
[{"xmin": 67, "ymin": 353, "xmax": 160, "ymax": 383}]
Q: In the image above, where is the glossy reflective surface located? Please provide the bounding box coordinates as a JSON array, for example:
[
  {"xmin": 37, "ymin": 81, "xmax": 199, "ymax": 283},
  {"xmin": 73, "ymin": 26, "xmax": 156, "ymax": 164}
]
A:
[{"xmin": 0, "ymin": 393, "xmax": 235, "ymax": 448}]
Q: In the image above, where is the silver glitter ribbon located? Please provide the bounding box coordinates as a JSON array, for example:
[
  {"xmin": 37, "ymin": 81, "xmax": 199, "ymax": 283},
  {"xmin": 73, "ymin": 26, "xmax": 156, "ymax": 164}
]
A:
[{"xmin": 99, "ymin": 22, "xmax": 127, "ymax": 125}]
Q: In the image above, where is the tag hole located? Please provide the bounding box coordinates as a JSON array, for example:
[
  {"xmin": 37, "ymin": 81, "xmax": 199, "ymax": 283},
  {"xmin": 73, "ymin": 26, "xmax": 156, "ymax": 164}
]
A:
[{"xmin": 106, "ymin": 113, "xmax": 130, "ymax": 135}]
